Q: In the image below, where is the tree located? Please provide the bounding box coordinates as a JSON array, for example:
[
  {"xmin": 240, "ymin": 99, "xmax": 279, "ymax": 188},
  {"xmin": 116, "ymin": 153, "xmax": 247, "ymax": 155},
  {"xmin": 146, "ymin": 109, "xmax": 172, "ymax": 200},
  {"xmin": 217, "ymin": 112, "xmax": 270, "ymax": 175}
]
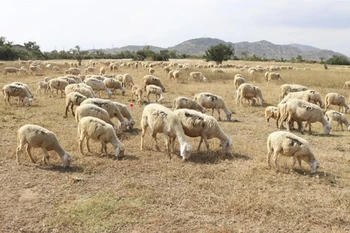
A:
[
  {"xmin": 24, "ymin": 41, "xmax": 45, "ymax": 59},
  {"xmin": 70, "ymin": 45, "xmax": 88, "ymax": 66},
  {"xmin": 241, "ymin": 51, "xmax": 248, "ymax": 60},
  {"xmin": 296, "ymin": 55, "xmax": 303, "ymax": 63},
  {"xmin": 326, "ymin": 55, "xmax": 350, "ymax": 65},
  {"xmin": 205, "ymin": 43, "xmax": 234, "ymax": 64}
]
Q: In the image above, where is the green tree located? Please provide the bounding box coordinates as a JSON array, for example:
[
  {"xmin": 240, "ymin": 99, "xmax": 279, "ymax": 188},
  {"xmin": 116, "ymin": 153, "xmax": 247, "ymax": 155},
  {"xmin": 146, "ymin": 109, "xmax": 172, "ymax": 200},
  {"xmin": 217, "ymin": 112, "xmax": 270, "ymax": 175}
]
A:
[
  {"xmin": 296, "ymin": 55, "xmax": 303, "ymax": 63},
  {"xmin": 326, "ymin": 55, "xmax": 350, "ymax": 65},
  {"xmin": 70, "ymin": 45, "xmax": 88, "ymax": 66},
  {"xmin": 205, "ymin": 43, "xmax": 234, "ymax": 64},
  {"xmin": 24, "ymin": 41, "xmax": 45, "ymax": 59},
  {"xmin": 241, "ymin": 51, "xmax": 248, "ymax": 60}
]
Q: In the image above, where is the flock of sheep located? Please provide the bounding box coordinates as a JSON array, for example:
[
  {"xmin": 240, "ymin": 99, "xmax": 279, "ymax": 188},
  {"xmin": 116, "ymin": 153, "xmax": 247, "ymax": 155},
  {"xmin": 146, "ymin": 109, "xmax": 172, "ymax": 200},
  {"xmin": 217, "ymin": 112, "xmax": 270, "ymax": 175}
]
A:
[{"xmin": 2, "ymin": 59, "xmax": 350, "ymax": 175}]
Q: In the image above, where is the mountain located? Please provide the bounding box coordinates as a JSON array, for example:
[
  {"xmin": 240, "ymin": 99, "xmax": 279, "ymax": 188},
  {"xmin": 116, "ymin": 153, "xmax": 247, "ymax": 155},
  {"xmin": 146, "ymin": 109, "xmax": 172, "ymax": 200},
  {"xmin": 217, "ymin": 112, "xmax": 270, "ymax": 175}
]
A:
[{"xmin": 95, "ymin": 37, "xmax": 347, "ymax": 61}]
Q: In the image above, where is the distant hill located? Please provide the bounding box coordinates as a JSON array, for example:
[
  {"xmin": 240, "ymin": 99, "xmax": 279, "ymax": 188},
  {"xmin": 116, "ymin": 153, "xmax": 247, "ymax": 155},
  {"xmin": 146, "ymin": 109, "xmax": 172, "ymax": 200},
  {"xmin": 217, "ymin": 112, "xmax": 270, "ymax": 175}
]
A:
[{"xmin": 95, "ymin": 37, "xmax": 347, "ymax": 61}]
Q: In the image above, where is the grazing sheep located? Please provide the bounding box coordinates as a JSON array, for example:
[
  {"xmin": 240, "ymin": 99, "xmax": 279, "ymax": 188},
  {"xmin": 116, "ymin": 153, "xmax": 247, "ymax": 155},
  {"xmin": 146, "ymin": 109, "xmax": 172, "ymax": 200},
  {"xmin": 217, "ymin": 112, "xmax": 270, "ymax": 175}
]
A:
[
  {"xmin": 189, "ymin": 72, "xmax": 207, "ymax": 82},
  {"xmin": 65, "ymin": 83, "xmax": 95, "ymax": 98},
  {"xmin": 16, "ymin": 124, "xmax": 71, "ymax": 167},
  {"xmin": 131, "ymin": 84, "xmax": 144, "ymax": 104},
  {"xmin": 113, "ymin": 101, "xmax": 136, "ymax": 129},
  {"xmin": 11, "ymin": 82, "xmax": 34, "ymax": 98},
  {"xmin": 4, "ymin": 67, "xmax": 20, "ymax": 75},
  {"xmin": 174, "ymin": 108, "xmax": 232, "ymax": 155},
  {"xmin": 84, "ymin": 77, "xmax": 112, "ymax": 98},
  {"xmin": 194, "ymin": 92, "xmax": 232, "ymax": 121},
  {"xmin": 29, "ymin": 65, "xmax": 43, "ymax": 75},
  {"xmin": 48, "ymin": 78, "xmax": 69, "ymax": 97},
  {"xmin": 36, "ymin": 81, "xmax": 49, "ymax": 94},
  {"xmin": 267, "ymin": 131, "xmax": 318, "ymax": 174},
  {"xmin": 19, "ymin": 66, "xmax": 28, "ymax": 75},
  {"xmin": 173, "ymin": 96, "xmax": 206, "ymax": 113},
  {"xmin": 67, "ymin": 67, "xmax": 81, "ymax": 75},
  {"xmin": 280, "ymin": 99, "xmax": 331, "ymax": 135},
  {"xmin": 140, "ymin": 103, "xmax": 192, "ymax": 160},
  {"xmin": 75, "ymin": 104, "xmax": 116, "ymax": 129},
  {"xmin": 325, "ymin": 110, "xmax": 350, "ymax": 131},
  {"xmin": 78, "ymin": 116, "xmax": 125, "ymax": 158},
  {"xmin": 325, "ymin": 93, "xmax": 349, "ymax": 113},
  {"xmin": 265, "ymin": 106, "xmax": 278, "ymax": 125},
  {"xmin": 148, "ymin": 68, "xmax": 155, "ymax": 75},
  {"xmin": 142, "ymin": 75, "xmax": 165, "ymax": 92},
  {"xmin": 52, "ymin": 66, "xmax": 62, "ymax": 73},
  {"xmin": 44, "ymin": 76, "xmax": 54, "ymax": 82},
  {"xmin": 280, "ymin": 90, "xmax": 323, "ymax": 107},
  {"xmin": 84, "ymin": 66, "xmax": 95, "ymax": 74},
  {"xmin": 265, "ymin": 72, "xmax": 283, "ymax": 82},
  {"xmin": 343, "ymin": 81, "xmax": 350, "ymax": 89},
  {"xmin": 280, "ymin": 84, "xmax": 308, "ymax": 99},
  {"xmin": 146, "ymin": 84, "xmax": 165, "ymax": 103},
  {"xmin": 2, "ymin": 84, "xmax": 33, "ymax": 106},
  {"xmin": 170, "ymin": 69, "xmax": 181, "ymax": 82},
  {"xmin": 81, "ymin": 98, "xmax": 128, "ymax": 131},
  {"xmin": 233, "ymin": 74, "xmax": 245, "ymax": 89},
  {"xmin": 65, "ymin": 91, "xmax": 87, "ymax": 117},
  {"xmin": 99, "ymin": 67, "xmax": 106, "ymax": 75},
  {"xmin": 122, "ymin": 73, "xmax": 134, "ymax": 88},
  {"xmin": 103, "ymin": 78, "xmax": 125, "ymax": 96},
  {"xmin": 236, "ymin": 83, "xmax": 265, "ymax": 106}
]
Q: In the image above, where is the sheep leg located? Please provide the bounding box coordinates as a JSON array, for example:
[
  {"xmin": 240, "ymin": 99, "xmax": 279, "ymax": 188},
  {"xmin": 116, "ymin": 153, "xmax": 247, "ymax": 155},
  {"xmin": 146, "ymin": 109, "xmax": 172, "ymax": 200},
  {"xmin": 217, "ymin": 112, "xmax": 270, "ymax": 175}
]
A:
[
  {"xmin": 267, "ymin": 150, "xmax": 272, "ymax": 168},
  {"xmin": 203, "ymin": 137, "xmax": 210, "ymax": 151},
  {"xmin": 15, "ymin": 143, "xmax": 26, "ymax": 165},
  {"xmin": 78, "ymin": 134, "xmax": 86, "ymax": 155},
  {"xmin": 86, "ymin": 138, "xmax": 92, "ymax": 152},
  {"xmin": 163, "ymin": 134, "xmax": 171, "ymax": 159},
  {"xmin": 41, "ymin": 148, "xmax": 50, "ymax": 166},
  {"xmin": 152, "ymin": 131, "xmax": 160, "ymax": 151},
  {"xmin": 64, "ymin": 103, "xmax": 70, "ymax": 118},
  {"xmin": 272, "ymin": 152, "xmax": 280, "ymax": 172},
  {"xmin": 99, "ymin": 141, "xmax": 107, "ymax": 156},
  {"xmin": 216, "ymin": 108, "xmax": 222, "ymax": 121},
  {"xmin": 140, "ymin": 123, "xmax": 148, "ymax": 150},
  {"xmin": 26, "ymin": 145, "xmax": 36, "ymax": 164},
  {"xmin": 308, "ymin": 122, "xmax": 312, "ymax": 134},
  {"xmin": 70, "ymin": 104, "xmax": 75, "ymax": 117},
  {"xmin": 197, "ymin": 138, "xmax": 204, "ymax": 151}
]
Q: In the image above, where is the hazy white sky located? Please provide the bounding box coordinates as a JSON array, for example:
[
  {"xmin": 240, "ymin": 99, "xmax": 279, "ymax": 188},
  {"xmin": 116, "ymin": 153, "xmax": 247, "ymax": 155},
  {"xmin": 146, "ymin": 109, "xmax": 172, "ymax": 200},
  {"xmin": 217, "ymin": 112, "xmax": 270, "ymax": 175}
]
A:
[{"xmin": 1, "ymin": 0, "xmax": 350, "ymax": 55}]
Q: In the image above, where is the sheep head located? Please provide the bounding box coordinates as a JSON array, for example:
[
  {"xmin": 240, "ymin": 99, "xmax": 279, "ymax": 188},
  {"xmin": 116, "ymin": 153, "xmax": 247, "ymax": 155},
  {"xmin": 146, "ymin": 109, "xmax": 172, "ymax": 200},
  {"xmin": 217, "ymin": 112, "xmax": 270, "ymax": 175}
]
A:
[
  {"xmin": 310, "ymin": 160, "xmax": 319, "ymax": 174},
  {"xmin": 62, "ymin": 152, "xmax": 72, "ymax": 168},
  {"xmin": 180, "ymin": 143, "xmax": 192, "ymax": 160}
]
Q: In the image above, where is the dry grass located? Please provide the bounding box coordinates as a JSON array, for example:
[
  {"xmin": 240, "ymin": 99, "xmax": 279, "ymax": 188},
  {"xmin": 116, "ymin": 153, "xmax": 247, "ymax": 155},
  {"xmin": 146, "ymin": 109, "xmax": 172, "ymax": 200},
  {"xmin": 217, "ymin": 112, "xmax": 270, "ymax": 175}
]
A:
[{"xmin": 1, "ymin": 60, "xmax": 350, "ymax": 232}]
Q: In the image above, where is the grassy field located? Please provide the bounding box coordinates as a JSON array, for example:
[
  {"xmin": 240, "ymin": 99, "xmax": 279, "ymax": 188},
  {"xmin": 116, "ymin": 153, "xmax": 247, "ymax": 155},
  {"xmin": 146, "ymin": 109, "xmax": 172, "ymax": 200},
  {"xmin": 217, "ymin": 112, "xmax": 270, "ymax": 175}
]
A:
[{"xmin": 1, "ymin": 59, "xmax": 350, "ymax": 232}]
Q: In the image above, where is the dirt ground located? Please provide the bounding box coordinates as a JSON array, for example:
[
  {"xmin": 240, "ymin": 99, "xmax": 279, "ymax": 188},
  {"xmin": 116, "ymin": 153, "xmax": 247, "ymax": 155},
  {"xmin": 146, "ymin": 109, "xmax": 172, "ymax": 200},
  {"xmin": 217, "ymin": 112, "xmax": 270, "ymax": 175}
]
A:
[{"xmin": 1, "ymin": 59, "xmax": 350, "ymax": 233}]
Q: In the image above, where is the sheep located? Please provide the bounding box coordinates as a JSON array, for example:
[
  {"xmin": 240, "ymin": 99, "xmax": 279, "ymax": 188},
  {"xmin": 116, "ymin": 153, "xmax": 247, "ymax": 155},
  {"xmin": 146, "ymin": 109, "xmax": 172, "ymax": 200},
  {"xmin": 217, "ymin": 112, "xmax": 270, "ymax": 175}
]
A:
[
  {"xmin": 48, "ymin": 78, "xmax": 69, "ymax": 97},
  {"xmin": 325, "ymin": 110, "xmax": 350, "ymax": 131},
  {"xmin": 170, "ymin": 69, "xmax": 181, "ymax": 82},
  {"xmin": 65, "ymin": 83, "xmax": 96, "ymax": 98},
  {"xmin": 103, "ymin": 78, "xmax": 125, "ymax": 96},
  {"xmin": 343, "ymin": 81, "xmax": 350, "ymax": 89},
  {"xmin": 85, "ymin": 66, "xmax": 95, "ymax": 74},
  {"xmin": 75, "ymin": 104, "xmax": 116, "ymax": 129},
  {"xmin": 19, "ymin": 66, "xmax": 28, "ymax": 75},
  {"xmin": 16, "ymin": 124, "xmax": 71, "ymax": 167},
  {"xmin": 113, "ymin": 101, "xmax": 136, "ymax": 129},
  {"xmin": 265, "ymin": 106, "xmax": 278, "ymax": 125},
  {"xmin": 280, "ymin": 90, "xmax": 323, "ymax": 107},
  {"xmin": 78, "ymin": 116, "xmax": 125, "ymax": 158},
  {"xmin": 280, "ymin": 99, "xmax": 331, "ymax": 135},
  {"xmin": 148, "ymin": 68, "xmax": 155, "ymax": 75},
  {"xmin": 84, "ymin": 77, "xmax": 112, "ymax": 98},
  {"xmin": 44, "ymin": 76, "xmax": 53, "ymax": 82},
  {"xmin": 140, "ymin": 103, "xmax": 192, "ymax": 160},
  {"xmin": 64, "ymin": 75, "xmax": 83, "ymax": 83},
  {"xmin": 142, "ymin": 75, "xmax": 165, "ymax": 92},
  {"xmin": 325, "ymin": 93, "xmax": 349, "ymax": 113},
  {"xmin": 36, "ymin": 81, "xmax": 49, "ymax": 94},
  {"xmin": 173, "ymin": 96, "xmax": 206, "ymax": 113},
  {"xmin": 188, "ymin": 71, "xmax": 207, "ymax": 82},
  {"xmin": 52, "ymin": 66, "xmax": 62, "ymax": 73},
  {"xmin": 194, "ymin": 92, "xmax": 232, "ymax": 121},
  {"xmin": 233, "ymin": 74, "xmax": 245, "ymax": 89},
  {"xmin": 174, "ymin": 108, "xmax": 232, "ymax": 155},
  {"xmin": 4, "ymin": 67, "xmax": 20, "ymax": 75},
  {"xmin": 29, "ymin": 65, "xmax": 43, "ymax": 75},
  {"xmin": 11, "ymin": 82, "xmax": 34, "ymax": 98},
  {"xmin": 65, "ymin": 91, "xmax": 88, "ymax": 117},
  {"xmin": 131, "ymin": 84, "xmax": 144, "ymax": 104},
  {"xmin": 2, "ymin": 84, "xmax": 33, "ymax": 106},
  {"xmin": 145, "ymin": 84, "xmax": 165, "ymax": 103},
  {"xmin": 99, "ymin": 67, "xmax": 106, "ymax": 75},
  {"xmin": 236, "ymin": 83, "xmax": 265, "ymax": 106},
  {"xmin": 267, "ymin": 131, "xmax": 318, "ymax": 174},
  {"xmin": 81, "ymin": 98, "xmax": 128, "ymax": 131},
  {"xmin": 265, "ymin": 72, "xmax": 283, "ymax": 82},
  {"xmin": 280, "ymin": 84, "xmax": 308, "ymax": 100},
  {"xmin": 122, "ymin": 73, "xmax": 134, "ymax": 88},
  {"xmin": 67, "ymin": 67, "xmax": 81, "ymax": 75}
]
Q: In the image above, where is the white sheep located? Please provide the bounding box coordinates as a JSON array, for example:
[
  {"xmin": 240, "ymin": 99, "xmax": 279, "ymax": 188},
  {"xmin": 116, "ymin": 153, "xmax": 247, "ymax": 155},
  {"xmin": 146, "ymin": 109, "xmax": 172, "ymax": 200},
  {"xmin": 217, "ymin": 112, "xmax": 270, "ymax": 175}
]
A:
[
  {"xmin": 48, "ymin": 78, "xmax": 69, "ymax": 97},
  {"xmin": 84, "ymin": 77, "xmax": 112, "ymax": 98},
  {"xmin": 16, "ymin": 124, "xmax": 72, "ymax": 167},
  {"xmin": 194, "ymin": 92, "xmax": 232, "ymax": 121},
  {"xmin": 188, "ymin": 71, "xmax": 207, "ymax": 82},
  {"xmin": 174, "ymin": 108, "xmax": 232, "ymax": 155},
  {"xmin": 265, "ymin": 72, "xmax": 283, "ymax": 82},
  {"xmin": 233, "ymin": 74, "xmax": 245, "ymax": 89},
  {"xmin": 65, "ymin": 83, "xmax": 96, "ymax": 98},
  {"xmin": 65, "ymin": 91, "xmax": 88, "ymax": 117},
  {"xmin": 148, "ymin": 68, "xmax": 155, "ymax": 75},
  {"xmin": 140, "ymin": 103, "xmax": 192, "ymax": 160},
  {"xmin": 52, "ymin": 66, "xmax": 62, "ymax": 73},
  {"xmin": 343, "ymin": 81, "xmax": 350, "ymax": 89},
  {"xmin": 142, "ymin": 75, "xmax": 165, "ymax": 92},
  {"xmin": 264, "ymin": 106, "xmax": 278, "ymax": 125},
  {"xmin": 131, "ymin": 84, "xmax": 144, "ymax": 104},
  {"xmin": 236, "ymin": 83, "xmax": 265, "ymax": 106},
  {"xmin": 2, "ymin": 84, "xmax": 33, "ymax": 106},
  {"xmin": 113, "ymin": 101, "xmax": 136, "ymax": 129},
  {"xmin": 78, "ymin": 116, "xmax": 125, "ymax": 158},
  {"xmin": 75, "ymin": 103, "xmax": 116, "ymax": 129},
  {"xmin": 267, "ymin": 131, "xmax": 318, "ymax": 174},
  {"xmin": 280, "ymin": 90, "xmax": 323, "ymax": 107},
  {"xmin": 145, "ymin": 84, "xmax": 165, "ymax": 103},
  {"xmin": 36, "ymin": 81, "xmax": 49, "ymax": 94},
  {"xmin": 99, "ymin": 67, "xmax": 106, "ymax": 75},
  {"xmin": 173, "ymin": 96, "xmax": 206, "ymax": 113},
  {"xmin": 103, "ymin": 78, "xmax": 125, "ymax": 96},
  {"xmin": 325, "ymin": 92, "xmax": 349, "ymax": 113},
  {"xmin": 4, "ymin": 67, "xmax": 20, "ymax": 75},
  {"xmin": 122, "ymin": 73, "xmax": 134, "ymax": 88},
  {"xmin": 85, "ymin": 66, "xmax": 95, "ymax": 74},
  {"xmin": 280, "ymin": 84, "xmax": 308, "ymax": 100},
  {"xmin": 29, "ymin": 65, "xmax": 43, "ymax": 75},
  {"xmin": 325, "ymin": 110, "xmax": 350, "ymax": 131},
  {"xmin": 11, "ymin": 82, "xmax": 34, "ymax": 98}
]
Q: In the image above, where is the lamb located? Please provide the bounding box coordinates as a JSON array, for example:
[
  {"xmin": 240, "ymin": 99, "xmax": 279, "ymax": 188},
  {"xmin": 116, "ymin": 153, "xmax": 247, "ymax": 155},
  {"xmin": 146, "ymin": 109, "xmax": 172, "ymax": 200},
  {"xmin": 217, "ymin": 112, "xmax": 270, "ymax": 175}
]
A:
[
  {"xmin": 48, "ymin": 78, "xmax": 69, "ymax": 97},
  {"xmin": 266, "ymin": 131, "xmax": 318, "ymax": 174},
  {"xmin": 131, "ymin": 84, "xmax": 144, "ymax": 104},
  {"xmin": 194, "ymin": 92, "xmax": 232, "ymax": 121},
  {"xmin": 280, "ymin": 84, "xmax": 308, "ymax": 99},
  {"xmin": 140, "ymin": 103, "xmax": 192, "ymax": 160},
  {"xmin": 78, "ymin": 116, "xmax": 125, "ymax": 158},
  {"xmin": 145, "ymin": 84, "xmax": 165, "ymax": 103},
  {"xmin": 142, "ymin": 75, "xmax": 165, "ymax": 92},
  {"xmin": 65, "ymin": 91, "xmax": 88, "ymax": 117},
  {"xmin": 188, "ymin": 71, "xmax": 207, "ymax": 82},
  {"xmin": 174, "ymin": 109, "xmax": 232, "ymax": 155},
  {"xmin": 325, "ymin": 110, "xmax": 350, "ymax": 131},
  {"xmin": 324, "ymin": 93, "xmax": 349, "ymax": 113},
  {"xmin": 84, "ymin": 77, "xmax": 112, "ymax": 98},
  {"xmin": 103, "ymin": 78, "xmax": 125, "ymax": 96},
  {"xmin": 280, "ymin": 90, "xmax": 323, "ymax": 107},
  {"xmin": 4, "ymin": 67, "xmax": 20, "ymax": 75},
  {"xmin": 75, "ymin": 104, "xmax": 116, "ymax": 129},
  {"xmin": 122, "ymin": 73, "xmax": 134, "ymax": 88},
  {"xmin": 265, "ymin": 72, "xmax": 283, "ymax": 82},
  {"xmin": 81, "ymin": 98, "xmax": 128, "ymax": 131},
  {"xmin": 233, "ymin": 74, "xmax": 245, "ymax": 89},
  {"xmin": 16, "ymin": 124, "xmax": 72, "ymax": 167},
  {"xmin": 113, "ymin": 101, "xmax": 136, "ymax": 129},
  {"xmin": 36, "ymin": 81, "xmax": 49, "ymax": 94},
  {"xmin": 64, "ymin": 83, "xmax": 96, "ymax": 98},
  {"xmin": 173, "ymin": 96, "xmax": 206, "ymax": 113},
  {"xmin": 280, "ymin": 99, "xmax": 331, "ymax": 135},
  {"xmin": 236, "ymin": 83, "xmax": 265, "ymax": 106},
  {"xmin": 264, "ymin": 106, "xmax": 278, "ymax": 125},
  {"xmin": 2, "ymin": 84, "xmax": 33, "ymax": 106}
]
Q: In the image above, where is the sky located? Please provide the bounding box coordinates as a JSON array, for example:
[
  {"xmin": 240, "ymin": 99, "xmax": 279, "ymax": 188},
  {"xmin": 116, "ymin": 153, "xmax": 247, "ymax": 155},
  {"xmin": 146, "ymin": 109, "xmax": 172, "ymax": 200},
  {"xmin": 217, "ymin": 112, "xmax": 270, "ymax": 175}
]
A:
[{"xmin": 1, "ymin": 0, "xmax": 350, "ymax": 55}]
